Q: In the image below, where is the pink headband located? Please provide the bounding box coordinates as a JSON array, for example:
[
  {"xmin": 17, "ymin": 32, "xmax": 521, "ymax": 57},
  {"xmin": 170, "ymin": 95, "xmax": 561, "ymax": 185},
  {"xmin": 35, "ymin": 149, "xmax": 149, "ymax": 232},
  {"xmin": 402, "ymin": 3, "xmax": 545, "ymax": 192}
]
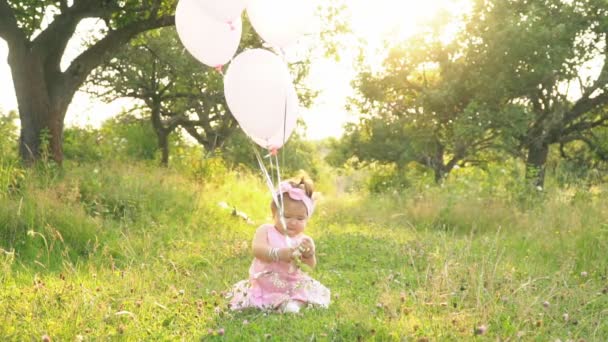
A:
[{"xmin": 276, "ymin": 181, "xmax": 315, "ymax": 217}]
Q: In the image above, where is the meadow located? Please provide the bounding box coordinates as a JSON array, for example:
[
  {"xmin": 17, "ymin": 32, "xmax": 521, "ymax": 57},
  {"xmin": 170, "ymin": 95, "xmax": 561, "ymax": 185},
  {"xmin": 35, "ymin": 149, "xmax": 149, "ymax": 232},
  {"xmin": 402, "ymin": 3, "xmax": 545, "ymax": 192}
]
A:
[{"xmin": 0, "ymin": 157, "xmax": 607, "ymax": 341}]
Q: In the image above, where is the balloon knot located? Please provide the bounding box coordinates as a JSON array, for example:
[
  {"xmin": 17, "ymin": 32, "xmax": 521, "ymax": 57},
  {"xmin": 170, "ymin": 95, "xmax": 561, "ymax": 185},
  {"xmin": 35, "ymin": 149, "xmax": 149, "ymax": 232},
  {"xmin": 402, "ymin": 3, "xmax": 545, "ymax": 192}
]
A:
[
  {"xmin": 214, "ymin": 65, "xmax": 223, "ymax": 74},
  {"xmin": 269, "ymin": 147, "xmax": 279, "ymax": 156}
]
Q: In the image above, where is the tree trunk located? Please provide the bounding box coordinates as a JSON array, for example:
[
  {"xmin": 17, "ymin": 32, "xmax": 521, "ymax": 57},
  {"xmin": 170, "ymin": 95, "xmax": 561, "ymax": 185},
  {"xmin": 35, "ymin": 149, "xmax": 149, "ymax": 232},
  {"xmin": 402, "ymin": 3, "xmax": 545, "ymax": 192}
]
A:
[
  {"xmin": 432, "ymin": 165, "xmax": 446, "ymax": 184},
  {"xmin": 158, "ymin": 129, "xmax": 169, "ymax": 167},
  {"xmin": 525, "ymin": 141, "xmax": 549, "ymax": 188},
  {"xmin": 150, "ymin": 100, "xmax": 170, "ymax": 167},
  {"xmin": 430, "ymin": 145, "xmax": 447, "ymax": 184},
  {"xmin": 9, "ymin": 48, "xmax": 65, "ymax": 165}
]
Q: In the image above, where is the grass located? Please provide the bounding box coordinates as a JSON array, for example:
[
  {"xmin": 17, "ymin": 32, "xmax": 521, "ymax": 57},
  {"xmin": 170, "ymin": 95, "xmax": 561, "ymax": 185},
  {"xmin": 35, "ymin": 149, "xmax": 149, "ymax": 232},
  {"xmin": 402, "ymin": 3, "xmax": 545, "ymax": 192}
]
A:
[{"xmin": 0, "ymin": 159, "xmax": 607, "ymax": 340}]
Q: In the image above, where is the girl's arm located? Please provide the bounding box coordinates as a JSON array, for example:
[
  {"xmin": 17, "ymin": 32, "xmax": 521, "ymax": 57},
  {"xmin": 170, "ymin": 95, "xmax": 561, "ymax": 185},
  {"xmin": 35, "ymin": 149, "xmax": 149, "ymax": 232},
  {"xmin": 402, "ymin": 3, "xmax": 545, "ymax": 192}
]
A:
[{"xmin": 252, "ymin": 225, "xmax": 294, "ymax": 262}]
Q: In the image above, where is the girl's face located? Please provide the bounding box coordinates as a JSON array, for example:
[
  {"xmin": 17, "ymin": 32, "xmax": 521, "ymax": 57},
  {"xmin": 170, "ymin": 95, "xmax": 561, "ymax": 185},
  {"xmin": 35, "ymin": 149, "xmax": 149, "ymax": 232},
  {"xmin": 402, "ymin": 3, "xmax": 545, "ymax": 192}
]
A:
[{"xmin": 274, "ymin": 197, "xmax": 308, "ymax": 237}]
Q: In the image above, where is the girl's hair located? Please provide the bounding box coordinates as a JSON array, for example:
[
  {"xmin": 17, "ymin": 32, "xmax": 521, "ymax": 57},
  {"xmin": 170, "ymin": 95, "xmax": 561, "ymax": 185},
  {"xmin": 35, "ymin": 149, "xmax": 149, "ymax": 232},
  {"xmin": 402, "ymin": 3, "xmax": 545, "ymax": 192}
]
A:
[
  {"xmin": 271, "ymin": 172, "xmax": 314, "ymax": 211},
  {"xmin": 288, "ymin": 173, "xmax": 314, "ymax": 198}
]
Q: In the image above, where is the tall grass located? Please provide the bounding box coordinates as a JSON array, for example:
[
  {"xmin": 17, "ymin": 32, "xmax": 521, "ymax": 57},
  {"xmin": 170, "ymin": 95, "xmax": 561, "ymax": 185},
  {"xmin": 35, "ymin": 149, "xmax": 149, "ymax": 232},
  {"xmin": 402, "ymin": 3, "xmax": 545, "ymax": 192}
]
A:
[{"xmin": 0, "ymin": 158, "xmax": 606, "ymax": 340}]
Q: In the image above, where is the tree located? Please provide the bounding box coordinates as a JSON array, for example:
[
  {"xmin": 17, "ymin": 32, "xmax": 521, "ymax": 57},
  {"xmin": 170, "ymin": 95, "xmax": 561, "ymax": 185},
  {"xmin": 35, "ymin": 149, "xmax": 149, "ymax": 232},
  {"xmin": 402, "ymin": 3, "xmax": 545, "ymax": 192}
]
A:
[
  {"xmin": 466, "ymin": 0, "xmax": 608, "ymax": 187},
  {"xmin": 0, "ymin": 0, "xmax": 175, "ymax": 165},
  {"xmin": 86, "ymin": 27, "xmax": 235, "ymax": 166},
  {"xmin": 87, "ymin": 17, "xmax": 316, "ymax": 166},
  {"xmin": 344, "ymin": 12, "xmax": 507, "ymax": 183}
]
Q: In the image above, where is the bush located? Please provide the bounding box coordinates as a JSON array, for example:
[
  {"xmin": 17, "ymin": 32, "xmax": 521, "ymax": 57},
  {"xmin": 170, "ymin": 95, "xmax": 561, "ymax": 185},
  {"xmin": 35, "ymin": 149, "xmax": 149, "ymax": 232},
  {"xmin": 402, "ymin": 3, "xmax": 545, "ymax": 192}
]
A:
[
  {"xmin": 100, "ymin": 112, "xmax": 158, "ymax": 161},
  {"xmin": 366, "ymin": 163, "xmax": 411, "ymax": 193},
  {"xmin": 63, "ymin": 126, "xmax": 103, "ymax": 162},
  {"xmin": 0, "ymin": 110, "xmax": 18, "ymax": 159}
]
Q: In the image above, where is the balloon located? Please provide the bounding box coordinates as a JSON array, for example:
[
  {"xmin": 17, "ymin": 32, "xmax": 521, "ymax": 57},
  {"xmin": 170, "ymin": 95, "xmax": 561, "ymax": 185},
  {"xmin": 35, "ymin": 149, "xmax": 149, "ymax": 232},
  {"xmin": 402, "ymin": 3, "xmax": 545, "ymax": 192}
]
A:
[
  {"xmin": 247, "ymin": 0, "xmax": 316, "ymax": 48},
  {"xmin": 199, "ymin": 0, "xmax": 248, "ymax": 23},
  {"xmin": 251, "ymin": 84, "xmax": 300, "ymax": 149},
  {"xmin": 224, "ymin": 49, "xmax": 295, "ymax": 143},
  {"xmin": 176, "ymin": 0, "xmax": 242, "ymax": 67}
]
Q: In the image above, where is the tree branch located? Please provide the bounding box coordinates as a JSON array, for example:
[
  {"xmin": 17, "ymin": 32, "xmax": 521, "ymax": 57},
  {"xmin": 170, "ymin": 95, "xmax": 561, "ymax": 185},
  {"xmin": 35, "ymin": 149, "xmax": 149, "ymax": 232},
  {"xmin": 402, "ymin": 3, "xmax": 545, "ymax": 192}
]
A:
[
  {"xmin": 182, "ymin": 124, "xmax": 211, "ymax": 149},
  {"xmin": 560, "ymin": 114, "xmax": 608, "ymax": 140},
  {"xmin": 58, "ymin": 14, "xmax": 175, "ymax": 100},
  {"xmin": 0, "ymin": 0, "xmax": 26, "ymax": 47},
  {"xmin": 32, "ymin": 1, "xmax": 113, "ymax": 82},
  {"xmin": 562, "ymin": 40, "xmax": 608, "ymax": 124}
]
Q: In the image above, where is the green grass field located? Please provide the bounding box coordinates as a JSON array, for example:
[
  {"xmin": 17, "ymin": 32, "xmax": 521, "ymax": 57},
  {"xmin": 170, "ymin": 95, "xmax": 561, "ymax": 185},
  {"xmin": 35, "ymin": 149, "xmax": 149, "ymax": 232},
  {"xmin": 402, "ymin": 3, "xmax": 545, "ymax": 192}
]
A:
[{"xmin": 1, "ymin": 160, "xmax": 607, "ymax": 340}]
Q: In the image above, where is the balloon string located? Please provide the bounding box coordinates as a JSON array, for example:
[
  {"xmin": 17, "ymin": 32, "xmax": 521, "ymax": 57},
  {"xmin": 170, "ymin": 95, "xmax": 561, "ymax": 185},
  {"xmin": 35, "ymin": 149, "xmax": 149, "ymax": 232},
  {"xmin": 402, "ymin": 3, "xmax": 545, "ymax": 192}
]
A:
[
  {"xmin": 253, "ymin": 145, "xmax": 276, "ymax": 206},
  {"xmin": 273, "ymin": 152, "xmax": 291, "ymax": 246},
  {"xmin": 253, "ymin": 144, "xmax": 287, "ymax": 241},
  {"xmin": 281, "ymin": 86, "xmax": 288, "ymax": 172}
]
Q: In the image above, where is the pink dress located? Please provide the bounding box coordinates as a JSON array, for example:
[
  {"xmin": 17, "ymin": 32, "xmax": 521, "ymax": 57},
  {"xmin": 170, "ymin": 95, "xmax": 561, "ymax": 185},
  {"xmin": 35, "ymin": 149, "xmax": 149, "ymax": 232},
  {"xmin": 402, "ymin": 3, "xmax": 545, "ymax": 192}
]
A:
[{"xmin": 229, "ymin": 224, "xmax": 331, "ymax": 311}]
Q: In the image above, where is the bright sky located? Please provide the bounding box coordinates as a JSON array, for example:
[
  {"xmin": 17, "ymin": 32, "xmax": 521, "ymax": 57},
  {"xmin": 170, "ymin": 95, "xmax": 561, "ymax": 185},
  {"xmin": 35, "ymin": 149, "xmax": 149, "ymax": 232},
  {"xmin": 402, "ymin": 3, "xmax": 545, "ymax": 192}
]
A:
[{"xmin": 0, "ymin": 0, "xmax": 468, "ymax": 140}]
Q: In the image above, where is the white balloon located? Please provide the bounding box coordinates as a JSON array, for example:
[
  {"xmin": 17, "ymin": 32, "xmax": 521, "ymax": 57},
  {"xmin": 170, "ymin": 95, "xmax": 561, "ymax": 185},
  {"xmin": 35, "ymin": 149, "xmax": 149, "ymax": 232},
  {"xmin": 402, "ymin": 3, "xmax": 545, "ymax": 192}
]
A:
[
  {"xmin": 224, "ymin": 49, "xmax": 295, "ymax": 143},
  {"xmin": 199, "ymin": 0, "xmax": 248, "ymax": 23},
  {"xmin": 247, "ymin": 0, "xmax": 316, "ymax": 48},
  {"xmin": 176, "ymin": 0, "xmax": 242, "ymax": 67},
  {"xmin": 251, "ymin": 85, "xmax": 300, "ymax": 149}
]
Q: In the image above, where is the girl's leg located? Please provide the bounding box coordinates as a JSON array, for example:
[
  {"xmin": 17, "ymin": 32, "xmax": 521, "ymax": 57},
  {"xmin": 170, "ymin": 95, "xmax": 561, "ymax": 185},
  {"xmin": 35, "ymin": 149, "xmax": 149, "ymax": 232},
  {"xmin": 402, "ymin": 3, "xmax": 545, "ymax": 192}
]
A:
[{"xmin": 281, "ymin": 300, "xmax": 304, "ymax": 313}]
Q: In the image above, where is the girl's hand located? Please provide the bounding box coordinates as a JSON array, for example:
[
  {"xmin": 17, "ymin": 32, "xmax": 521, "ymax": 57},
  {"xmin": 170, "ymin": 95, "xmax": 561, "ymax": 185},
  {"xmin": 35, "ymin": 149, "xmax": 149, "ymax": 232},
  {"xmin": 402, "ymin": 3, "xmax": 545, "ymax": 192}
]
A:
[
  {"xmin": 298, "ymin": 238, "xmax": 315, "ymax": 259},
  {"xmin": 278, "ymin": 247, "xmax": 295, "ymax": 262}
]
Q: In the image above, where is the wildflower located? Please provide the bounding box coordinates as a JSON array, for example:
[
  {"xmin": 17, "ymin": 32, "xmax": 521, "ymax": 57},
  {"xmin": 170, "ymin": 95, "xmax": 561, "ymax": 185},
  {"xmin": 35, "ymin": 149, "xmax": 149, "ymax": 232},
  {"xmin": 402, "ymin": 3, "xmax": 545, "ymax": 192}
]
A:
[
  {"xmin": 41, "ymin": 335, "xmax": 51, "ymax": 342},
  {"xmin": 243, "ymin": 319, "xmax": 249, "ymax": 325},
  {"xmin": 580, "ymin": 271, "xmax": 588, "ymax": 277},
  {"xmin": 542, "ymin": 301, "xmax": 550, "ymax": 308},
  {"xmin": 474, "ymin": 324, "xmax": 487, "ymax": 335},
  {"xmin": 217, "ymin": 328, "xmax": 225, "ymax": 336}
]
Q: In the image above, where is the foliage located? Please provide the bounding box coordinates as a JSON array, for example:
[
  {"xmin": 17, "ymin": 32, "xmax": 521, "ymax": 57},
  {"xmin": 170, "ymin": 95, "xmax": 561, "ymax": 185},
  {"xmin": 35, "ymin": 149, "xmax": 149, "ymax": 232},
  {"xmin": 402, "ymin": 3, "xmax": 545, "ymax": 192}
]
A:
[
  {"xmin": 62, "ymin": 126, "xmax": 104, "ymax": 163},
  {"xmin": 0, "ymin": 112, "xmax": 23, "ymax": 198},
  {"xmin": 464, "ymin": 0, "xmax": 608, "ymax": 186},
  {"xmin": 344, "ymin": 11, "xmax": 514, "ymax": 183},
  {"xmin": 221, "ymin": 125, "xmax": 323, "ymax": 179},
  {"xmin": 86, "ymin": 26, "xmax": 238, "ymax": 162},
  {"xmin": 0, "ymin": 109, "xmax": 18, "ymax": 159},
  {"xmin": 99, "ymin": 111, "xmax": 166, "ymax": 161},
  {"xmin": 339, "ymin": 0, "xmax": 608, "ymax": 187}
]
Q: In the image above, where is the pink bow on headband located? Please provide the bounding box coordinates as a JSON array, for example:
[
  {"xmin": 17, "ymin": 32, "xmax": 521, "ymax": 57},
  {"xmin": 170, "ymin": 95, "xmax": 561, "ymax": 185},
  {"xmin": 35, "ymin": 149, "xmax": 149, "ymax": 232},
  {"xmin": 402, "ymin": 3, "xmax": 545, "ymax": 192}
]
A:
[{"xmin": 276, "ymin": 181, "xmax": 314, "ymax": 216}]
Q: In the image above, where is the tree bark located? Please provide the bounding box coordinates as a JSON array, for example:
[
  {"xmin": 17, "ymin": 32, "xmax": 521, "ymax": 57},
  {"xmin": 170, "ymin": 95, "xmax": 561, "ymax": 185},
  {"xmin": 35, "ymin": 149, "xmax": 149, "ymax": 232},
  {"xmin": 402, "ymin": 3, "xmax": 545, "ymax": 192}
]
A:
[
  {"xmin": 150, "ymin": 100, "xmax": 170, "ymax": 167},
  {"xmin": 8, "ymin": 45, "xmax": 69, "ymax": 164},
  {"xmin": 525, "ymin": 141, "xmax": 549, "ymax": 188},
  {"xmin": 157, "ymin": 129, "xmax": 170, "ymax": 167}
]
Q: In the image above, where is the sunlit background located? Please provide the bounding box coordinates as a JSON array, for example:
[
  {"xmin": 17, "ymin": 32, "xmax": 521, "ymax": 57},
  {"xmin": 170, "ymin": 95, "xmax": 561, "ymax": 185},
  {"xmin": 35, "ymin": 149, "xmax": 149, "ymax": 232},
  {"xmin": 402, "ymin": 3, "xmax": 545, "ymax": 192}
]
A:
[{"xmin": 0, "ymin": 0, "xmax": 471, "ymax": 140}]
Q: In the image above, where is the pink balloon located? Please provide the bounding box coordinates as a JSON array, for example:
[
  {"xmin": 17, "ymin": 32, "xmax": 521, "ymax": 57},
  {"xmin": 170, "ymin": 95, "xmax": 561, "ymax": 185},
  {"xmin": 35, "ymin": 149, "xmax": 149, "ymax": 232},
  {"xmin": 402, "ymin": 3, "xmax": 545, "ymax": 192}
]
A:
[
  {"xmin": 251, "ymin": 85, "xmax": 300, "ymax": 149},
  {"xmin": 224, "ymin": 49, "xmax": 299, "ymax": 145},
  {"xmin": 199, "ymin": 0, "xmax": 248, "ymax": 23},
  {"xmin": 247, "ymin": 0, "xmax": 316, "ymax": 48},
  {"xmin": 176, "ymin": 0, "xmax": 242, "ymax": 67}
]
